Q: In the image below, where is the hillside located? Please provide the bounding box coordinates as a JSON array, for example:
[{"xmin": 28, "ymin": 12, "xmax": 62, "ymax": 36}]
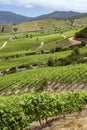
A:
[
  {"xmin": 0, "ymin": 16, "xmax": 87, "ymax": 33},
  {"xmin": 0, "ymin": 18, "xmax": 72, "ymax": 33},
  {"xmin": 0, "ymin": 12, "xmax": 87, "ymax": 130}
]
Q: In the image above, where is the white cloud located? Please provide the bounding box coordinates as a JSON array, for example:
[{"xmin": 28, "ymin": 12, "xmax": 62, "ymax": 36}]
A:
[{"xmin": 0, "ymin": 0, "xmax": 87, "ymax": 12}]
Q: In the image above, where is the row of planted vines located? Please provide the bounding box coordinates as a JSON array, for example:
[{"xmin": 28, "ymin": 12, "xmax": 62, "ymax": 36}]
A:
[
  {"xmin": 0, "ymin": 63, "xmax": 87, "ymax": 94},
  {"xmin": 0, "ymin": 91, "xmax": 87, "ymax": 130}
]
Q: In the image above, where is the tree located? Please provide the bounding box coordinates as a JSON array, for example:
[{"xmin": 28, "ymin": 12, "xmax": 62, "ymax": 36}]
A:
[
  {"xmin": 2, "ymin": 26, "xmax": 4, "ymax": 32},
  {"xmin": 26, "ymin": 34, "xmax": 28, "ymax": 38},
  {"xmin": 13, "ymin": 28, "xmax": 18, "ymax": 32},
  {"xmin": 29, "ymin": 34, "xmax": 32, "ymax": 38},
  {"xmin": 81, "ymin": 41, "xmax": 87, "ymax": 46},
  {"xmin": 71, "ymin": 47, "xmax": 80, "ymax": 57}
]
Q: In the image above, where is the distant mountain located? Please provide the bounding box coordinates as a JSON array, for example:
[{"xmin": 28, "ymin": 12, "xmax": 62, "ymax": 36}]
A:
[
  {"xmin": 0, "ymin": 11, "xmax": 31, "ymax": 24},
  {"xmin": 0, "ymin": 11, "xmax": 87, "ymax": 24},
  {"xmin": 33, "ymin": 11, "xmax": 85, "ymax": 20}
]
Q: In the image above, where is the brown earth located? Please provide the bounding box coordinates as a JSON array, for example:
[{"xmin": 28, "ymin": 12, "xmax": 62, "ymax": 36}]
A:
[
  {"xmin": 68, "ymin": 37, "xmax": 81, "ymax": 45},
  {"xmin": 31, "ymin": 106, "xmax": 87, "ymax": 130},
  {"xmin": 0, "ymin": 41, "xmax": 7, "ymax": 49}
]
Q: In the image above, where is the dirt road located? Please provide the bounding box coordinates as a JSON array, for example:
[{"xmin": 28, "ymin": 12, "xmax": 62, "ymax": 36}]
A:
[
  {"xmin": 69, "ymin": 37, "xmax": 81, "ymax": 45},
  {"xmin": 0, "ymin": 41, "xmax": 7, "ymax": 49}
]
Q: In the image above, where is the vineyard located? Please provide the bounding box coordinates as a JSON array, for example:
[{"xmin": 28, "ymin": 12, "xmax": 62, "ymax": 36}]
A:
[
  {"xmin": 0, "ymin": 16, "xmax": 87, "ymax": 130},
  {"xmin": 1, "ymin": 91, "xmax": 87, "ymax": 130},
  {"xmin": 0, "ymin": 63, "xmax": 87, "ymax": 95}
]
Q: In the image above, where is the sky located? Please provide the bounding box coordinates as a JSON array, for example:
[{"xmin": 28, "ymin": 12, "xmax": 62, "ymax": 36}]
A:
[{"xmin": 0, "ymin": 0, "xmax": 87, "ymax": 17}]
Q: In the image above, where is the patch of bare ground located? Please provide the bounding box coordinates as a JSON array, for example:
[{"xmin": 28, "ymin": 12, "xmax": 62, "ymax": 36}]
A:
[
  {"xmin": 31, "ymin": 105, "xmax": 87, "ymax": 130},
  {"xmin": 36, "ymin": 41, "xmax": 45, "ymax": 50},
  {"xmin": 68, "ymin": 37, "xmax": 81, "ymax": 45},
  {"xmin": 44, "ymin": 82, "xmax": 87, "ymax": 93},
  {"xmin": 0, "ymin": 82, "xmax": 87, "ymax": 96}
]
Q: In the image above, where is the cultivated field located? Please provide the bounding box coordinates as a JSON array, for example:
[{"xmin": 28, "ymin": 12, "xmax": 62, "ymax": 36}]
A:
[{"xmin": 0, "ymin": 18, "xmax": 87, "ymax": 130}]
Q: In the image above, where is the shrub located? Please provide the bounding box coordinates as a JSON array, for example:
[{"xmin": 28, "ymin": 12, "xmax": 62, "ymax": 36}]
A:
[{"xmin": 47, "ymin": 57, "xmax": 54, "ymax": 66}]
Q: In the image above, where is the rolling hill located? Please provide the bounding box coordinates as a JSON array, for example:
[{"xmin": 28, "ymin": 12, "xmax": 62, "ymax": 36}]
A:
[{"xmin": 33, "ymin": 11, "xmax": 84, "ymax": 20}]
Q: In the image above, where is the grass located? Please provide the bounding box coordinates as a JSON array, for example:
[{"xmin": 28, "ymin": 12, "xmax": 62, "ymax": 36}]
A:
[
  {"xmin": 0, "ymin": 33, "xmax": 67, "ymax": 52},
  {"xmin": 63, "ymin": 28, "xmax": 83, "ymax": 37},
  {"xmin": 0, "ymin": 39, "xmax": 40, "ymax": 52},
  {"xmin": 0, "ymin": 27, "xmax": 83, "ymax": 53},
  {"xmin": 12, "ymin": 19, "xmax": 72, "ymax": 32},
  {"xmin": 0, "ymin": 33, "xmax": 11, "ymax": 46},
  {"xmin": 0, "ymin": 50, "xmax": 71, "ymax": 70},
  {"xmin": 74, "ymin": 17, "xmax": 87, "ymax": 27},
  {"xmin": 0, "ymin": 46, "xmax": 87, "ymax": 71}
]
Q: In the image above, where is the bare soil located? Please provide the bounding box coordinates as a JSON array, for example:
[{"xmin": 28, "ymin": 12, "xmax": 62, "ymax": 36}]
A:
[
  {"xmin": 0, "ymin": 41, "xmax": 7, "ymax": 49},
  {"xmin": 68, "ymin": 37, "xmax": 81, "ymax": 45},
  {"xmin": 31, "ymin": 106, "xmax": 87, "ymax": 130}
]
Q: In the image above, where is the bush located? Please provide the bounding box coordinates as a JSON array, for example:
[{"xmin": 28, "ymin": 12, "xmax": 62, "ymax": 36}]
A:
[
  {"xmin": 55, "ymin": 47, "xmax": 62, "ymax": 52},
  {"xmin": 47, "ymin": 57, "xmax": 54, "ymax": 66},
  {"xmin": 71, "ymin": 47, "xmax": 80, "ymax": 57},
  {"xmin": 81, "ymin": 41, "xmax": 87, "ymax": 46}
]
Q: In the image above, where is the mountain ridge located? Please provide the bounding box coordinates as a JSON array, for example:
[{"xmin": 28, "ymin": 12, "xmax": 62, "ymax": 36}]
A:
[
  {"xmin": 0, "ymin": 10, "xmax": 87, "ymax": 24},
  {"xmin": 0, "ymin": 11, "xmax": 32, "ymax": 24}
]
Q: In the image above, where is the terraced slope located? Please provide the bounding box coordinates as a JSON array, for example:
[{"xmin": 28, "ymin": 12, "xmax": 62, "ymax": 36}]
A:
[
  {"xmin": 0, "ymin": 46, "xmax": 87, "ymax": 71},
  {"xmin": 0, "ymin": 33, "xmax": 66, "ymax": 52},
  {"xmin": 0, "ymin": 16, "xmax": 87, "ymax": 33},
  {"xmin": 0, "ymin": 19, "xmax": 72, "ymax": 33},
  {"xmin": 0, "ymin": 63, "xmax": 87, "ymax": 95},
  {"xmin": 73, "ymin": 17, "xmax": 87, "ymax": 27}
]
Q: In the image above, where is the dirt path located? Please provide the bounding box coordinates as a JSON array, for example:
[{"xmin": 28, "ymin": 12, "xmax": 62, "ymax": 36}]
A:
[
  {"xmin": 36, "ymin": 41, "xmax": 45, "ymax": 50},
  {"xmin": 61, "ymin": 34, "xmax": 81, "ymax": 46},
  {"xmin": 0, "ymin": 41, "xmax": 7, "ymax": 49},
  {"xmin": 31, "ymin": 105, "xmax": 87, "ymax": 130},
  {"xmin": 68, "ymin": 37, "xmax": 81, "ymax": 45},
  {"xmin": 39, "ymin": 42, "xmax": 44, "ymax": 48}
]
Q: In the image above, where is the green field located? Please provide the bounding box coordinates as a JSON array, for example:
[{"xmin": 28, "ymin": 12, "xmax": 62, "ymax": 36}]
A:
[
  {"xmin": 0, "ymin": 33, "xmax": 60, "ymax": 52},
  {"xmin": 0, "ymin": 46, "xmax": 87, "ymax": 71}
]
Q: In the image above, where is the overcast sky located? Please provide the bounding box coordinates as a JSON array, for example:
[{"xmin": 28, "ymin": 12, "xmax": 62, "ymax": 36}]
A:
[{"xmin": 0, "ymin": 0, "xmax": 87, "ymax": 17}]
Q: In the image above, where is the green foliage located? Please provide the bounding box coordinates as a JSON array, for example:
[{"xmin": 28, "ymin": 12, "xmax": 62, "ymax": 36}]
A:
[
  {"xmin": 0, "ymin": 63, "xmax": 87, "ymax": 93},
  {"xmin": 81, "ymin": 41, "xmax": 87, "ymax": 46},
  {"xmin": 54, "ymin": 47, "xmax": 82, "ymax": 66},
  {"xmin": 0, "ymin": 91, "xmax": 87, "ymax": 129},
  {"xmin": 13, "ymin": 28, "xmax": 18, "ymax": 32},
  {"xmin": 2, "ymin": 26, "xmax": 4, "ymax": 33},
  {"xmin": 71, "ymin": 47, "xmax": 80, "ymax": 56},
  {"xmin": 75, "ymin": 26, "xmax": 87, "ymax": 38},
  {"xmin": 47, "ymin": 57, "xmax": 54, "ymax": 66}
]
